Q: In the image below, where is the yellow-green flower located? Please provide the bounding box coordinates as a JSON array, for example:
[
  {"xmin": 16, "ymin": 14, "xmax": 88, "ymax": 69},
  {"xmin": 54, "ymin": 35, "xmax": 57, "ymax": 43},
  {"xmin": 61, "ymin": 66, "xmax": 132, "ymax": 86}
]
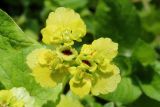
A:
[
  {"xmin": 26, "ymin": 6, "xmax": 121, "ymax": 98},
  {"xmin": 41, "ymin": 7, "xmax": 86, "ymax": 46},
  {"xmin": 57, "ymin": 95, "xmax": 83, "ymax": 107},
  {"xmin": 26, "ymin": 48, "xmax": 67, "ymax": 87},
  {"xmin": 0, "ymin": 90, "xmax": 23, "ymax": 107},
  {"xmin": 69, "ymin": 38, "xmax": 120, "ymax": 97},
  {"xmin": 0, "ymin": 87, "xmax": 35, "ymax": 107}
]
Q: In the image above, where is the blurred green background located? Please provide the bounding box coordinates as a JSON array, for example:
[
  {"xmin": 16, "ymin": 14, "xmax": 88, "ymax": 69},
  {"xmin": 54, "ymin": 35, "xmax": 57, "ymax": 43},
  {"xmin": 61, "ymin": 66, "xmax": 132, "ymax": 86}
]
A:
[{"xmin": 0, "ymin": 0, "xmax": 160, "ymax": 107}]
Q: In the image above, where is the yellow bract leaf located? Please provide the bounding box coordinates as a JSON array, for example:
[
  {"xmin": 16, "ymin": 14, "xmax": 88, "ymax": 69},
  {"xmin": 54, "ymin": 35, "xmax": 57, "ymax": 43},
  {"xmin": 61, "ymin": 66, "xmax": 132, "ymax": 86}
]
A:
[
  {"xmin": 92, "ymin": 38, "xmax": 118, "ymax": 61},
  {"xmin": 26, "ymin": 48, "xmax": 56, "ymax": 69},
  {"xmin": 91, "ymin": 65, "xmax": 121, "ymax": 95},
  {"xmin": 32, "ymin": 66, "xmax": 57, "ymax": 87}
]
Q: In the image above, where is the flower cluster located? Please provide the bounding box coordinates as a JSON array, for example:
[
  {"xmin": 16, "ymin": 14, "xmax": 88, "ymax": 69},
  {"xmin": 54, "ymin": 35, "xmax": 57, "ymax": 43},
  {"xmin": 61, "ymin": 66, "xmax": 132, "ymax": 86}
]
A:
[
  {"xmin": 41, "ymin": 7, "xmax": 86, "ymax": 46},
  {"xmin": 26, "ymin": 7, "xmax": 121, "ymax": 97},
  {"xmin": 0, "ymin": 87, "xmax": 35, "ymax": 107}
]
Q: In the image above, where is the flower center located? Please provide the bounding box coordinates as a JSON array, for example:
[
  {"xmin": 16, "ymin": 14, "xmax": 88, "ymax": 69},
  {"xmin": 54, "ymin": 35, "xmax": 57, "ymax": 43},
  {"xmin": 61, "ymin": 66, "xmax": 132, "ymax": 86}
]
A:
[
  {"xmin": 82, "ymin": 60, "xmax": 91, "ymax": 66},
  {"xmin": 62, "ymin": 49, "xmax": 72, "ymax": 55}
]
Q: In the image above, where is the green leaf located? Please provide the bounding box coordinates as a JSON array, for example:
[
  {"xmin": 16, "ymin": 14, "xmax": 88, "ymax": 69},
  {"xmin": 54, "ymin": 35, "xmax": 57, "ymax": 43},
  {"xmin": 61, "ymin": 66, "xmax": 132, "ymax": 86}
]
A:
[
  {"xmin": 104, "ymin": 102, "xmax": 114, "ymax": 107},
  {"xmin": 137, "ymin": 62, "xmax": 160, "ymax": 101},
  {"xmin": 114, "ymin": 56, "xmax": 132, "ymax": 76},
  {"xmin": 152, "ymin": 61, "xmax": 160, "ymax": 74},
  {"xmin": 54, "ymin": 0, "xmax": 88, "ymax": 9},
  {"xmin": 0, "ymin": 9, "xmax": 35, "ymax": 50},
  {"xmin": 140, "ymin": 6, "xmax": 160, "ymax": 35},
  {"xmin": 132, "ymin": 39, "xmax": 156, "ymax": 66},
  {"xmin": 128, "ymin": 95, "xmax": 160, "ymax": 107},
  {"xmin": 0, "ymin": 82, "xmax": 5, "ymax": 90},
  {"xmin": 0, "ymin": 9, "xmax": 62, "ymax": 106},
  {"xmin": 95, "ymin": 0, "xmax": 142, "ymax": 49},
  {"xmin": 81, "ymin": 95, "xmax": 102, "ymax": 107},
  {"xmin": 42, "ymin": 101, "xmax": 56, "ymax": 107},
  {"xmin": 100, "ymin": 77, "xmax": 142, "ymax": 104}
]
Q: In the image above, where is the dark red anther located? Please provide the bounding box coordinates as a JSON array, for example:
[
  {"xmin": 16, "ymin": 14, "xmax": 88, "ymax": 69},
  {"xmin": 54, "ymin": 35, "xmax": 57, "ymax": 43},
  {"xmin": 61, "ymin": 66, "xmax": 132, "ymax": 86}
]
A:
[
  {"xmin": 62, "ymin": 49, "xmax": 72, "ymax": 55},
  {"xmin": 82, "ymin": 60, "xmax": 91, "ymax": 66}
]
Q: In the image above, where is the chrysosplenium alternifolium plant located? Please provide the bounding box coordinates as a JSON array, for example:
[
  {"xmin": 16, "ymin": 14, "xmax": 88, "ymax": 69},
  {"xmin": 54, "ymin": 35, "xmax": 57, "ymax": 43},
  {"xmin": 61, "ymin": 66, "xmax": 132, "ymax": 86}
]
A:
[
  {"xmin": 26, "ymin": 7, "xmax": 121, "ymax": 97},
  {"xmin": 0, "ymin": 87, "xmax": 35, "ymax": 107}
]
